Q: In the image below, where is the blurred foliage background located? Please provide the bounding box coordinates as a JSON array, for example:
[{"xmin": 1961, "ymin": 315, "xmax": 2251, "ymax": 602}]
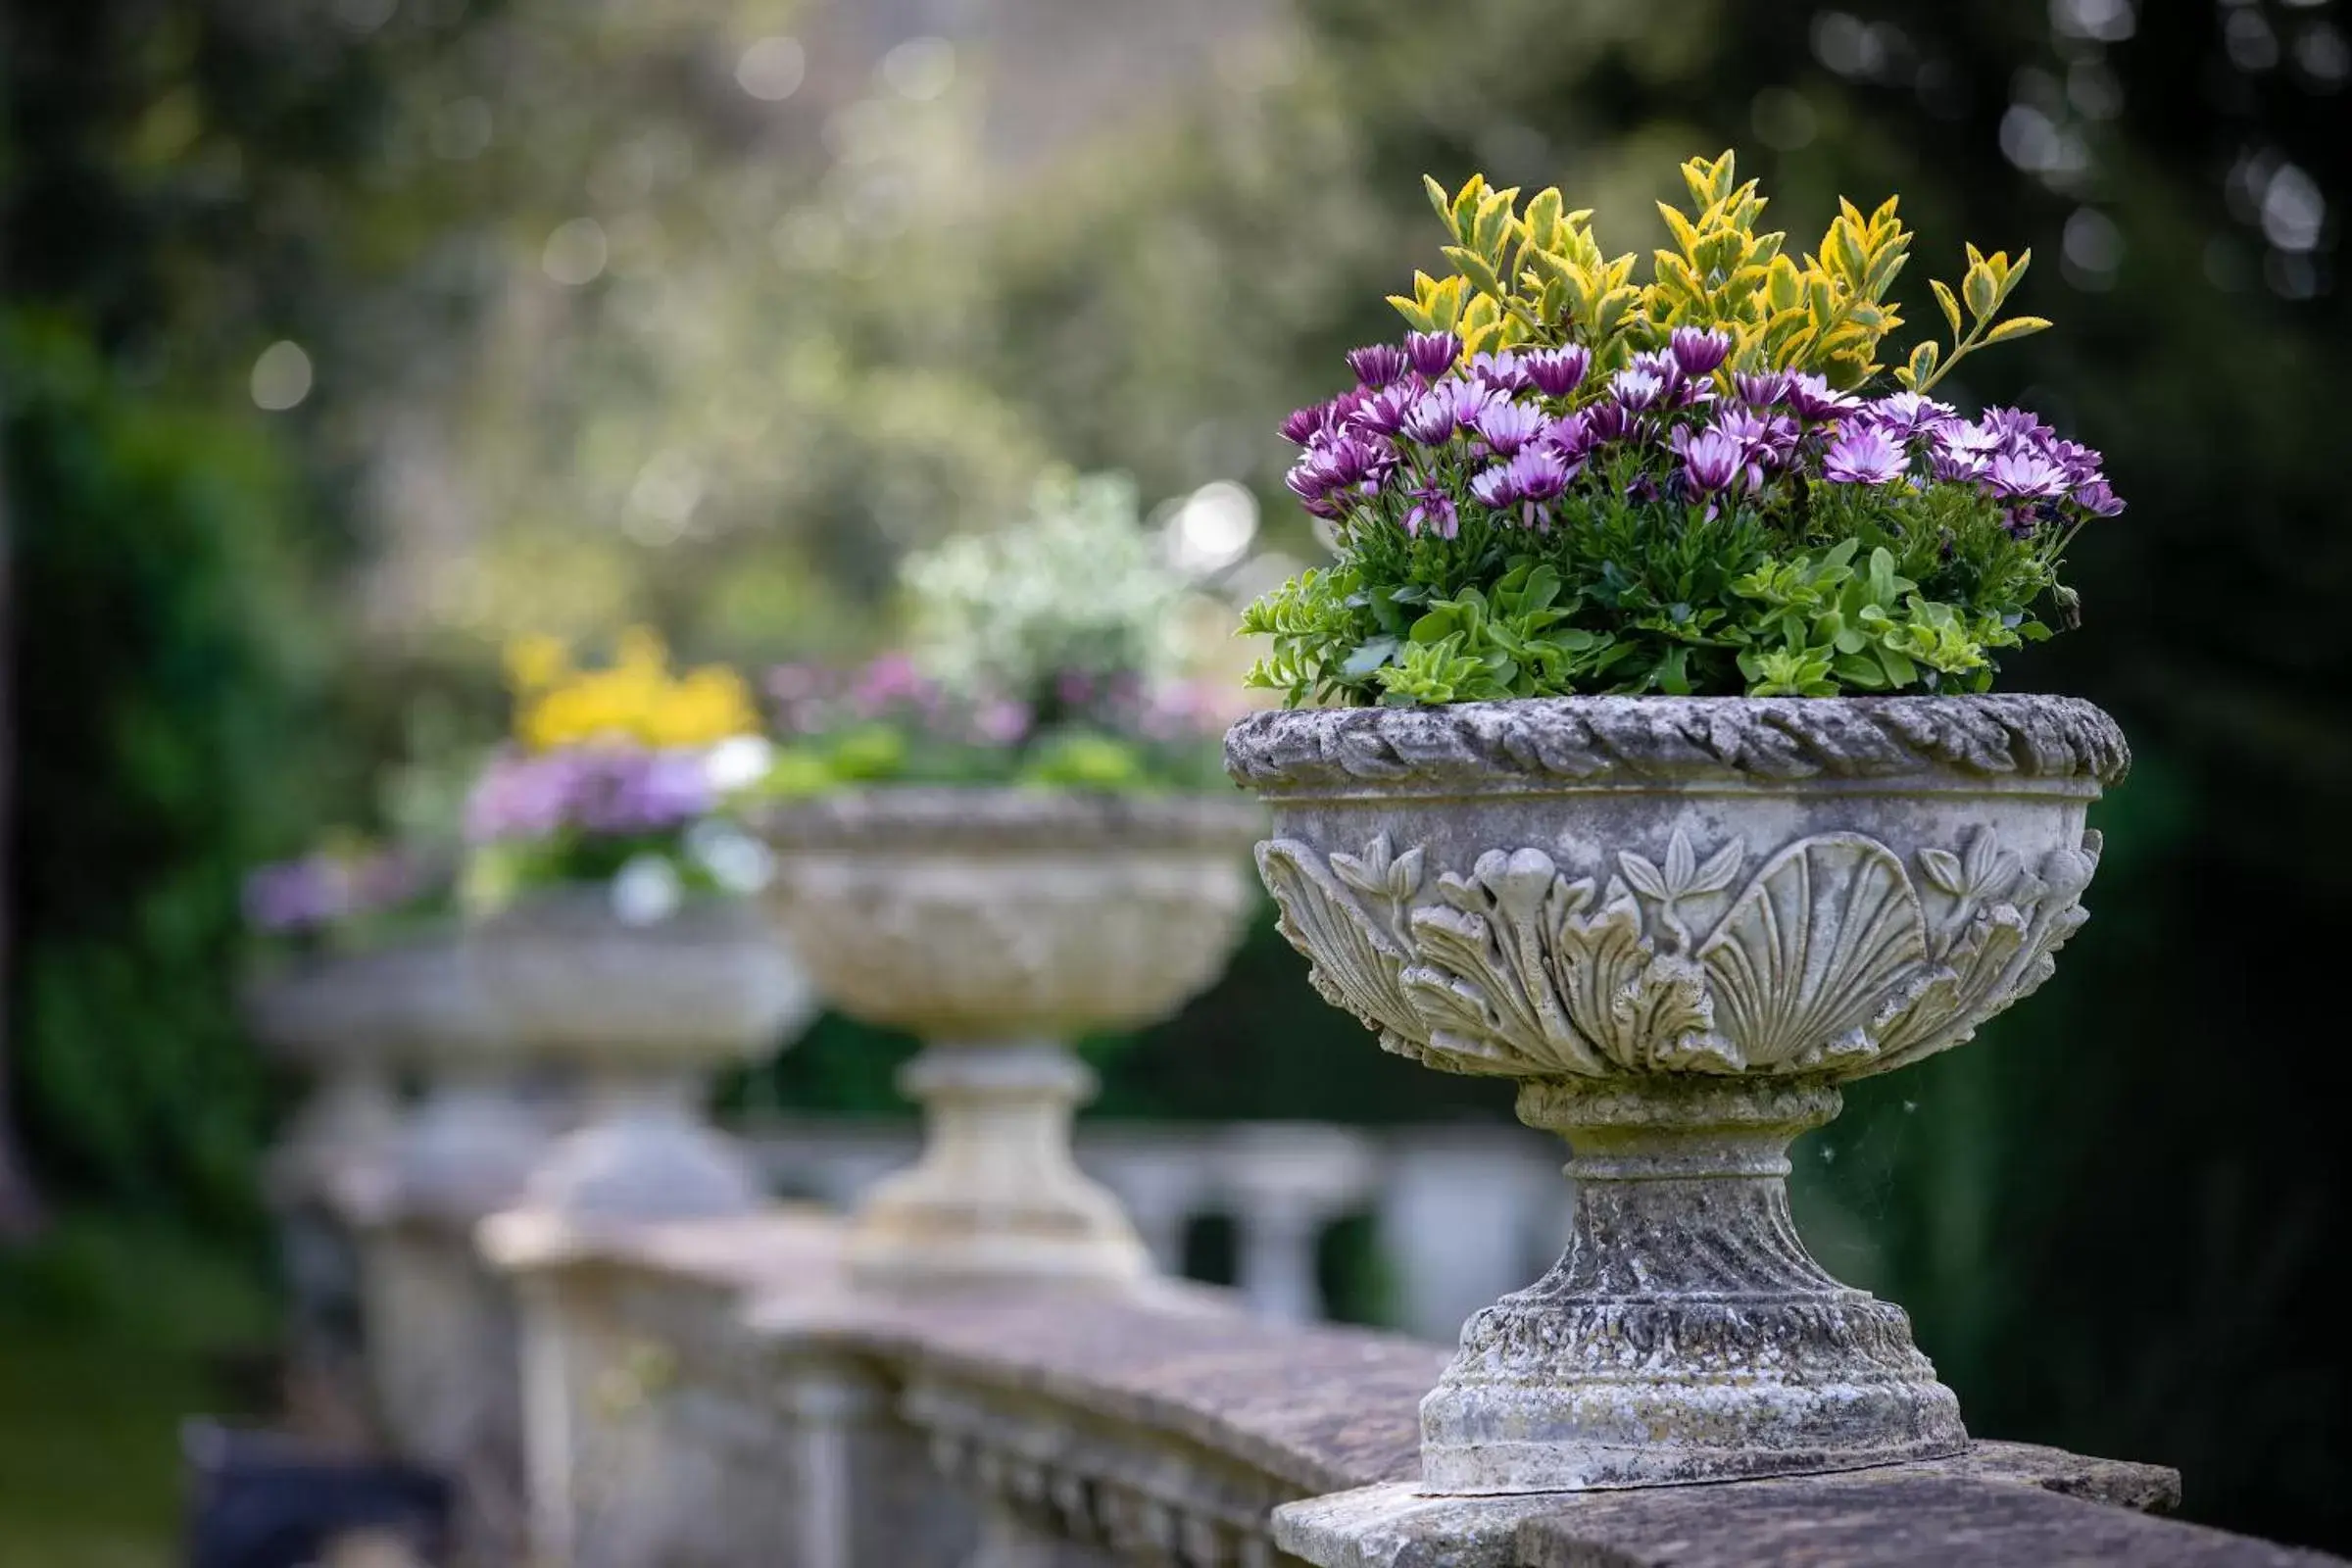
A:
[{"xmin": 5, "ymin": 0, "xmax": 2349, "ymax": 1556}]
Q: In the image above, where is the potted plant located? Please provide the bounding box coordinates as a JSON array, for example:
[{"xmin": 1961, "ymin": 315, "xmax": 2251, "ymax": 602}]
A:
[
  {"xmin": 462, "ymin": 629, "xmax": 813, "ymax": 1224},
  {"xmin": 1226, "ymin": 152, "xmax": 2130, "ymax": 1492},
  {"xmin": 757, "ymin": 471, "xmax": 1263, "ymax": 1289}
]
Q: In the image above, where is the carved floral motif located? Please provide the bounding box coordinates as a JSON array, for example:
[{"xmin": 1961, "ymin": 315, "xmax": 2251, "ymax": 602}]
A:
[{"xmin": 1257, "ymin": 823, "xmax": 2100, "ymax": 1083}]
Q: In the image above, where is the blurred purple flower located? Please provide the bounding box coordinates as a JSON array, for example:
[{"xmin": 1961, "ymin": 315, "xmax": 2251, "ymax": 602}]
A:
[
  {"xmin": 1347, "ymin": 384, "xmax": 1417, "ymax": 439},
  {"xmin": 1467, "ymin": 350, "xmax": 1532, "ymax": 393}
]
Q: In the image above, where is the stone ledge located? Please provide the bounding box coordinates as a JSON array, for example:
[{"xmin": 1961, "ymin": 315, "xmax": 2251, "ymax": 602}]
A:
[{"xmin": 1272, "ymin": 1445, "xmax": 2349, "ymax": 1568}]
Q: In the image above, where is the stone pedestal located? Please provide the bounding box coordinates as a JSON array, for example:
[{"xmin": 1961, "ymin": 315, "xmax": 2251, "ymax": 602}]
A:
[
  {"xmin": 847, "ymin": 1039, "xmax": 1148, "ymax": 1289},
  {"xmin": 1229, "ymin": 694, "xmax": 2129, "ymax": 1493},
  {"xmin": 760, "ymin": 788, "xmax": 1260, "ymax": 1291},
  {"xmin": 469, "ymin": 890, "xmax": 813, "ymax": 1226}
]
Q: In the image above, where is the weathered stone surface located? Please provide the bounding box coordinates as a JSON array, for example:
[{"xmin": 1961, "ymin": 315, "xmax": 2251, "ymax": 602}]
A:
[
  {"xmin": 470, "ymin": 890, "xmax": 815, "ymax": 1225},
  {"xmin": 1227, "ymin": 695, "xmax": 2126, "ymax": 1493},
  {"xmin": 1224, "ymin": 694, "xmax": 2132, "ymax": 795},
  {"xmin": 1271, "ymin": 1446, "xmax": 2348, "ymax": 1568},
  {"xmin": 758, "ymin": 786, "xmax": 1263, "ymax": 1287}
]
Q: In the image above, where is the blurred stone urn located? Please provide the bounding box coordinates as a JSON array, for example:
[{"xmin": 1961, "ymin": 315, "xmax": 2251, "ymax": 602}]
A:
[
  {"xmin": 1226, "ymin": 694, "xmax": 2128, "ymax": 1494},
  {"xmin": 760, "ymin": 788, "xmax": 1261, "ymax": 1288},
  {"xmin": 467, "ymin": 887, "xmax": 815, "ymax": 1224},
  {"xmin": 244, "ymin": 949, "xmax": 416, "ymax": 1218}
]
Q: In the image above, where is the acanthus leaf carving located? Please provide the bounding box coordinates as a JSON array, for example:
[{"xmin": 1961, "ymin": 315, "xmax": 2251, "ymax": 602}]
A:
[{"xmin": 1257, "ymin": 822, "xmax": 2098, "ymax": 1084}]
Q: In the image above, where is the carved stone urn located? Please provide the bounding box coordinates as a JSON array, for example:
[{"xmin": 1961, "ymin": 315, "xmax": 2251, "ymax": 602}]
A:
[
  {"xmin": 467, "ymin": 889, "xmax": 815, "ymax": 1225},
  {"xmin": 760, "ymin": 788, "xmax": 1262, "ymax": 1288},
  {"xmin": 1225, "ymin": 694, "xmax": 2128, "ymax": 1493},
  {"xmin": 244, "ymin": 949, "xmax": 416, "ymax": 1217}
]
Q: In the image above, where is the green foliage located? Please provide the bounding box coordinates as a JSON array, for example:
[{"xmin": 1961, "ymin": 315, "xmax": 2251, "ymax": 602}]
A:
[
  {"xmin": 1397, "ymin": 151, "xmax": 2044, "ymax": 390},
  {"xmin": 1244, "ymin": 452, "xmax": 2069, "ymax": 706},
  {"xmin": 4, "ymin": 313, "xmax": 326, "ymax": 1223}
]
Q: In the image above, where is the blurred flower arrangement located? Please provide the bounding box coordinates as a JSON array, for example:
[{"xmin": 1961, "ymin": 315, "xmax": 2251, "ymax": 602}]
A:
[
  {"xmin": 464, "ymin": 628, "xmax": 776, "ymax": 923},
  {"xmin": 761, "ymin": 471, "xmax": 1241, "ymax": 794},
  {"xmin": 241, "ymin": 838, "xmax": 445, "ymax": 953},
  {"xmin": 1241, "ymin": 151, "xmax": 2127, "ymax": 705}
]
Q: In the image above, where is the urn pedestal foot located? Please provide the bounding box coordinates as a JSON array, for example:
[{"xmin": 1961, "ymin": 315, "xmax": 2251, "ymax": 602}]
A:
[
  {"xmin": 846, "ymin": 1039, "xmax": 1150, "ymax": 1290},
  {"xmin": 521, "ymin": 1074, "xmax": 765, "ymax": 1224},
  {"xmin": 1419, "ymin": 1078, "xmax": 1965, "ymax": 1494}
]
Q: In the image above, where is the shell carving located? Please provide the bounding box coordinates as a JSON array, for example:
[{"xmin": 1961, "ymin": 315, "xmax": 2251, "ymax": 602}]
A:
[{"xmin": 1257, "ymin": 826, "xmax": 2100, "ymax": 1081}]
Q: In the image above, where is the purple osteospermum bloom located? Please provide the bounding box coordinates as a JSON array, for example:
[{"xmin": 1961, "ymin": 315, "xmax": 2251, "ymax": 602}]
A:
[
  {"xmin": 1610, "ymin": 365, "xmax": 1666, "ymax": 412},
  {"xmin": 1543, "ymin": 410, "xmax": 1595, "ymax": 464},
  {"xmin": 1347, "ymin": 384, "xmax": 1416, "ymax": 439},
  {"xmin": 1584, "ymin": 398, "xmax": 1642, "ymax": 445},
  {"xmin": 1504, "ymin": 448, "xmax": 1570, "ymax": 505},
  {"xmin": 1468, "ymin": 349, "xmax": 1532, "ymax": 393},
  {"xmin": 1405, "ymin": 330, "xmax": 1462, "ymax": 379},
  {"xmin": 1786, "ymin": 372, "xmax": 1860, "ymax": 422},
  {"xmin": 1669, "ymin": 326, "xmax": 1733, "ymax": 378},
  {"xmin": 1399, "ymin": 386, "xmax": 1464, "ymax": 446},
  {"xmin": 2073, "ymin": 480, "xmax": 2127, "ymax": 517},
  {"xmin": 2047, "ymin": 438, "xmax": 2106, "ymax": 486},
  {"xmin": 1277, "ymin": 403, "xmax": 1327, "ymax": 446},
  {"xmin": 1980, "ymin": 406, "xmax": 2056, "ymax": 452},
  {"xmin": 1469, "ymin": 462, "xmax": 1519, "ymax": 509},
  {"xmin": 1867, "ymin": 391, "xmax": 1959, "ymax": 444},
  {"xmin": 1985, "ymin": 450, "xmax": 2069, "ymax": 501},
  {"xmin": 1822, "ymin": 426, "xmax": 1908, "ymax": 485},
  {"xmin": 1472, "ymin": 398, "xmax": 1547, "ymax": 457},
  {"xmin": 1402, "ymin": 482, "xmax": 1460, "ymax": 539},
  {"xmin": 1734, "ymin": 369, "xmax": 1793, "ymax": 408},
  {"xmin": 1519, "ymin": 346, "xmax": 1591, "ymax": 399},
  {"xmin": 1347, "ymin": 343, "xmax": 1409, "ymax": 390},
  {"xmin": 1679, "ymin": 428, "xmax": 1745, "ymax": 494}
]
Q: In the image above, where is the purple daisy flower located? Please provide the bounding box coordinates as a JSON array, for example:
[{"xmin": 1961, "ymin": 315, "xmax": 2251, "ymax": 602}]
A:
[
  {"xmin": 1519, "ymin": 346, "xmax": 1591, "ymax": 399},
  {"xmin": 1610, "ymin": 365, "xmax": 1667, "ymax": 412},
  {"xmin": 1347, "ymin": 343, "xmax": 1409, "ymax": 390},
  {"xmin": 1822, "ymin": 427, "xmax": 1908, "ymax": 485},
  {"xmin": 1470, "ymin": 463, "xmax": 1521, "ymax": 509},
  {"xmin": 1472, "ymin": 399, "xmax": 1547, "ymax": 458},
  {"xmin": 1277, "ymin": 403, "xmax": 1328, "ymax": 446},
  {"xmin": 1467, "ymin": 349, "xmax": 1533, "ymax": 394},
  {"xmin": 1679, "ymin": 428, "xmax": 1745, "ymax": 494},
  {"xmin": 1668, "ymin": 325, "xmax": 1733, "ymax": 378},
  {"xmin": 1866, "ymin": 391, "xmax": 1959, "ymax": 444},
  {"xmin": 1734, "ymin": 369, "xmax": 1793, "ymax": 408},
  {"xmin": 1347, "ymin": 384, "xmax": 1417, "ymax": 439},
  {"xmin": 1402, "ymin": 482, "xmax": 1460, "ymax": 539},
  {"xmin": 1985, "ymin": 450, "xmax": 2069, "ymax": 501},
  {"xmin": 1504, "ymin": 448, "xmax": 1571, "ymax": 505},
  {"xmin": 1786, "ymin": 372, "xmax": 1860, "ymax": 422},
  {"xmin": 1405, "ymin": 330, "xmax": 1462, "ymax": 379},
  {"xmin": 2072, "ymin": 480, "xmax": 2127, "ymax": 517}
]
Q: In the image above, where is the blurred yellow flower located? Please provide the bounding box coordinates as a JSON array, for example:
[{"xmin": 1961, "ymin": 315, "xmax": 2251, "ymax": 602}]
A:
[{"xmin": 505, "ymin": 627, "xmax": 760, "ymax": 752}]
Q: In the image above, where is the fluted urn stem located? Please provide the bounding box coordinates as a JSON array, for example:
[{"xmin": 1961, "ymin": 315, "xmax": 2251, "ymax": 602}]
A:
[
  {"xmin": 845, "ymin": 1038, "xmax": 1149, "ymax": 1289},
  {"xmin": 1419, "ymin": 1077, "xmax": 1964, "ymax": 1493}
]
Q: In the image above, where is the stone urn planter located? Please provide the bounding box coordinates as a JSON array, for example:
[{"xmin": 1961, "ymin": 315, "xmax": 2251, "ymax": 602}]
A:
[
  {"xmin": 1226, "ymin": 694, "xmax": 2128, "ymax": 1493},
  {"xmin": 243, "ymin": 949, "xmax": 416, "ymax": 1216},
  {"xmin": 466, "ymin": 888, "xmax": 815, "ymax": 1224},
  {"xmin": 760, "ymin": 788, "xmax": 1262, "ymax": 1288}
]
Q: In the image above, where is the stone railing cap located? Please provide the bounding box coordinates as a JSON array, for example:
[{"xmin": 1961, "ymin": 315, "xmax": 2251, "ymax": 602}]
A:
[{"xmin": 1225, "ymin": 694, "xmax": 2131, "ymax": 795}]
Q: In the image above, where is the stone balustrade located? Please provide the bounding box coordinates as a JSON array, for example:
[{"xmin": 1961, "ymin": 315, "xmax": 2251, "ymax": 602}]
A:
[
  {"xmin": 740, "ymin": 1116, "xmax": 1568, "ymax": 1337},
  {"xmin": 476, "ymin": 1203, "xmax": 2334, "ymax": 1568}
]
